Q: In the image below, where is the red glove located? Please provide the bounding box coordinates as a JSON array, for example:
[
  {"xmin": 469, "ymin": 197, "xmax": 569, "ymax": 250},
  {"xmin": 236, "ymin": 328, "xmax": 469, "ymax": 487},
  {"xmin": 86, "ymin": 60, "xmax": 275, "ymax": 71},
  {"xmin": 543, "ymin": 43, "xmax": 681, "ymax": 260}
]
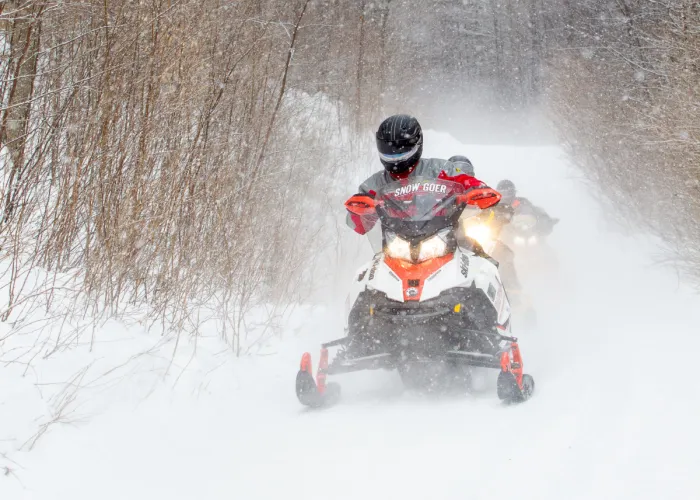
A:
[{"xmin": 346, "ymin": 191, "xmax": 378, "ymax": 235}]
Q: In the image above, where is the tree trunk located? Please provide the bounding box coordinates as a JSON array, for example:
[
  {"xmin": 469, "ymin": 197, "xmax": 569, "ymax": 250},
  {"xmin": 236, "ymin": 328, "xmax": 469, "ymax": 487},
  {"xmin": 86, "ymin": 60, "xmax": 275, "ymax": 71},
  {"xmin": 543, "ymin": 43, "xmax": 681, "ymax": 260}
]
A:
[{"xmin": 1, "ymin": 1, "xmax": 43, "ymax": 223}]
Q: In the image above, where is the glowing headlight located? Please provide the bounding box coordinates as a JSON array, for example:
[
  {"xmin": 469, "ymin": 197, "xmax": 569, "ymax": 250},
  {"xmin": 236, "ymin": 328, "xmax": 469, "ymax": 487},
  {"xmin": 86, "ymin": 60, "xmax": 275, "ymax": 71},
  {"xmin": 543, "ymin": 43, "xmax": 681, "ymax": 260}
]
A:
[
  {"xmin": 528, "ymin": 235, "xmax": 538, "ymax": 245},
  {"xmin": 417, "ymin": 234, "xmax": 448, "ymax": 262},
  {"xmin": 514, "ymin": 236, "xmax": 526, "ymax": 246},
  {"xmin": 465, "ymin": 224, "xmax": 492, "ymax": 248},
  {"xmin": 385, "ymin": 232, "xmax": 449, "ymax": 263},
  {"xmin": 385, "ymin": 233, "xmax": 412, "ymax": 261}
]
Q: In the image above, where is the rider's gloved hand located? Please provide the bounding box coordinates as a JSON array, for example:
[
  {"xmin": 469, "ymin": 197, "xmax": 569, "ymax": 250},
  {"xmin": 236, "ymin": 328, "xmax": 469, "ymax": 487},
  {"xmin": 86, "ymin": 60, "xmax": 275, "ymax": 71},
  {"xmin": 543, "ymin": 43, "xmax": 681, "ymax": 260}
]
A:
[{"xmin": 345, "ymin": 192, "xmax": 378, "ymax": 235}]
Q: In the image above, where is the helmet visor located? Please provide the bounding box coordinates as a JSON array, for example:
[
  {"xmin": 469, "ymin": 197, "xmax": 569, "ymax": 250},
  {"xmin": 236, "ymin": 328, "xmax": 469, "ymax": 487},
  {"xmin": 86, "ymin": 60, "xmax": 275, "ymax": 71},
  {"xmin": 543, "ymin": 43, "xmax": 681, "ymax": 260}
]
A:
[
  {"xmin": 377, "ymin": 143, "xmax": 421, "ymax": 164},
  {"xmin": 376, "ymin": 132, "xmax": 422, "ymax": 152}
]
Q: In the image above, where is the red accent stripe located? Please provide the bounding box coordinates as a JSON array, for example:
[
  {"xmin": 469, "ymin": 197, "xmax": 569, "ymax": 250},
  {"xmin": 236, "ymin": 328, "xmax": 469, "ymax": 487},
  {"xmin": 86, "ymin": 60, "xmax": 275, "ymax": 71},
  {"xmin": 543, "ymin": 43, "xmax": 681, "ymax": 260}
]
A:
[{"xmin": 383, "ymin": 254, "xmax": 454, "ymax": 301}]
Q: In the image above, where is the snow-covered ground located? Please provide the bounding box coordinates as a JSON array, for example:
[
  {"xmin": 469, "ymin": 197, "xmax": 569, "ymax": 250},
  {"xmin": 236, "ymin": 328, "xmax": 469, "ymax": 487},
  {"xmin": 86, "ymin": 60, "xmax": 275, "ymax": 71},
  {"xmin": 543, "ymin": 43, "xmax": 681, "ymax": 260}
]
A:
[{"xmin": 2, "ymin": 131, "xmax": 699, "ymax": 499}]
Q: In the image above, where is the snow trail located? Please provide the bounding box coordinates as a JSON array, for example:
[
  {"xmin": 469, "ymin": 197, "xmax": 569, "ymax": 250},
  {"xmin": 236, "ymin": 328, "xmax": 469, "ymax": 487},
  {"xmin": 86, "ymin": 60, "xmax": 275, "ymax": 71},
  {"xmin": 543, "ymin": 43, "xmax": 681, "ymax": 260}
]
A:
[{"xmin": 2, "ymin": 131, "xmax": 699, "ymax": 500}]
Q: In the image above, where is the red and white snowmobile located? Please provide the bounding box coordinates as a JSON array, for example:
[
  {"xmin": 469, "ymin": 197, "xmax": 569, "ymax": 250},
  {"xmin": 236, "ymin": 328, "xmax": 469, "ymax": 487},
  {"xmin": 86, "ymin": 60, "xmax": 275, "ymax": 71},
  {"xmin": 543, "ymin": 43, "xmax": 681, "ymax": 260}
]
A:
[{"xmin": 296, "ymin": 177, "xmax": 535, "ymax": 407}]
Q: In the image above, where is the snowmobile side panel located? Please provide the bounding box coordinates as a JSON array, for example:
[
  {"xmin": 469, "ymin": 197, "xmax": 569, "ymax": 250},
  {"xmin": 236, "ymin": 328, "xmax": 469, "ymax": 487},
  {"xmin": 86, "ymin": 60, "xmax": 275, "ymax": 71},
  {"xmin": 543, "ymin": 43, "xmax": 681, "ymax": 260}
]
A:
[
  {"xmin": 466, "ymin": 254, "xmax": 511, "ymax": 327},
  {"xmin": 419, "ymin": 255, "xmax": 463, "ymax": 301},
  {"xmin": 366, "ymin": 258, "xmax": 405, "ymax": 302},
  {"xmin": 345, "ymin": 260, "xmax": 375, "ymax": 321}
]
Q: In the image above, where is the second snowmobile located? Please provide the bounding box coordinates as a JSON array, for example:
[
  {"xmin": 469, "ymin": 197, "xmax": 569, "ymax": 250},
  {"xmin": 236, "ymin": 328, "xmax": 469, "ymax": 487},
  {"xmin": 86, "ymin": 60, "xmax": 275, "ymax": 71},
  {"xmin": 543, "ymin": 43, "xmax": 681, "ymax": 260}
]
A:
[
  {"xmin": 295, "ymin": 177, "xmax": 535, "ymax": 407},
  {"xmin": 458, "ymin": 206, "xmax": 539, "ymax": 329}
]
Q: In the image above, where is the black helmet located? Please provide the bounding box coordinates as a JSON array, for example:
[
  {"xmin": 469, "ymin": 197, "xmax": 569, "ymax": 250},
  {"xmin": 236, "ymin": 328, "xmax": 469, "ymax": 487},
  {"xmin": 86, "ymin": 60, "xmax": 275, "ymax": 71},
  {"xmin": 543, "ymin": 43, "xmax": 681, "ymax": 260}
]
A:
[
  {"xmin": 376, "ymin": 114, "xmax": 423, "ymax": 176},
  {"xmin": 497, "ymin": 179, "xmax": 517, "ymax": 200},
  {"xmin": 448, "ymin": 155, "xmax": 475, "ymax": 176}
]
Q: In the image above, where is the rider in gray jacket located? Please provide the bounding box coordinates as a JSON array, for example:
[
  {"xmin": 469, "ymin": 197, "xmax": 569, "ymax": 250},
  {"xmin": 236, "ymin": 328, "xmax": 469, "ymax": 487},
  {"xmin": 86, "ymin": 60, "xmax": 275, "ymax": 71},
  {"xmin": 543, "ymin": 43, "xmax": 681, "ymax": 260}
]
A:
[{"xmin": 347, "ymin": 115, "xmax": 489, "ymax": 235}]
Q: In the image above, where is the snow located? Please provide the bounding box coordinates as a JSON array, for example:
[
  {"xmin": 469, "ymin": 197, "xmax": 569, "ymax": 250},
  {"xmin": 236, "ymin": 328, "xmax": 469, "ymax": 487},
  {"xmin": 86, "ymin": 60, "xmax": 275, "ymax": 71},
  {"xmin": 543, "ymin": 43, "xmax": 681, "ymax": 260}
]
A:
[{"xmin": 2, "ymin": 131, "xmax": 700, "ymax": 499}]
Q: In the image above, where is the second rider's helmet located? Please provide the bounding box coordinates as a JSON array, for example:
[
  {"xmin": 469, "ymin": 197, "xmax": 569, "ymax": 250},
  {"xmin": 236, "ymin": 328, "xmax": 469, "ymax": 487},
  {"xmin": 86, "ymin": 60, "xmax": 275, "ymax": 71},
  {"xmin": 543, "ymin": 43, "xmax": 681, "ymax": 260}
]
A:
[
  {"xmin": 497, "ymin": 179, "xmax": 517, "ymax": 201},
  {"xmin": 447, "ymin": 155, "xmax": 475, "ymax": 176},
  {"xmin": 376, "ymin": 115, "xmax": 423, "ymax": 177}
]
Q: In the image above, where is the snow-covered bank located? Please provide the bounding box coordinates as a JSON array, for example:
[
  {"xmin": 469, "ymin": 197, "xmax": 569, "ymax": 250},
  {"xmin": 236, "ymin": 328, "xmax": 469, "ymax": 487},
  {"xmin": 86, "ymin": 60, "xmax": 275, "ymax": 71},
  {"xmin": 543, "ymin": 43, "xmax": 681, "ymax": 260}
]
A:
[{"xmin": 2, "ymin": 132, "xmax": 699, "ymax": 499}]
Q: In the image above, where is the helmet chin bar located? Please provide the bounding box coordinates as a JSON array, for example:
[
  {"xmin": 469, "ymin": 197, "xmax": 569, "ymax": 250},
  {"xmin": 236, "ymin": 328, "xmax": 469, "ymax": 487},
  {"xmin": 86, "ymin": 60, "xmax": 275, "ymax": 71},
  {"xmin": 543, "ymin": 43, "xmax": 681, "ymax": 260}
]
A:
[{"xmin": 388, "ymin": 161, "xmax": 419, "ymax": 179}]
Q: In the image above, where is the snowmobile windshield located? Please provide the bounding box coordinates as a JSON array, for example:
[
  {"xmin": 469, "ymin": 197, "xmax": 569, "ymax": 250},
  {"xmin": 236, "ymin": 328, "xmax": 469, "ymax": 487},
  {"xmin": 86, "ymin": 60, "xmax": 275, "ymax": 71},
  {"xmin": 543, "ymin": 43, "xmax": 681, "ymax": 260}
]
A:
[{"xmin": 376, "ymin": 177, "xmax": 465, "ymax": 240}]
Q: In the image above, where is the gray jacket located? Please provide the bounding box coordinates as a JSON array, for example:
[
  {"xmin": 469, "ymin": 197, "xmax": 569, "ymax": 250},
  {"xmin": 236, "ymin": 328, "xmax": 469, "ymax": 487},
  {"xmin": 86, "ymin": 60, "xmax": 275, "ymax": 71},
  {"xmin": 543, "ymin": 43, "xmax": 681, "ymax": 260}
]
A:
[
  {"xmin": 346, "ymin": 158, "xmax": 473, "ymax": 232},
  {"xmin": 356, "ymin": 158, "xmax": 465, "ymax": 196}
]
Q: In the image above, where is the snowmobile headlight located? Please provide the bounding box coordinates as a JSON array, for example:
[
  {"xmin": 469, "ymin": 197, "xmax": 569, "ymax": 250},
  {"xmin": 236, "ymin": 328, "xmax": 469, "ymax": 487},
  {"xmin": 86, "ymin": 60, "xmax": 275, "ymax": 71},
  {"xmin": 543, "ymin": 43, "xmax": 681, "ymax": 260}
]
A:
[
  {"xmin": 417, "ymin": 233, "xmax": 448, "ymax": 262},
  {"xmin": 385, "ymin": 232, "xmax": 412, "ymax": 261},
  {"xmin": 528, "ymin": 235, "xmax": 538, "ymax": 246},
  {"xmin": 465, "ymin": 224, "xmax": 492, "ymax": 248},
  {"xmin": 514, "ymin": 236, "xmax": 526, "ymax": 246}
]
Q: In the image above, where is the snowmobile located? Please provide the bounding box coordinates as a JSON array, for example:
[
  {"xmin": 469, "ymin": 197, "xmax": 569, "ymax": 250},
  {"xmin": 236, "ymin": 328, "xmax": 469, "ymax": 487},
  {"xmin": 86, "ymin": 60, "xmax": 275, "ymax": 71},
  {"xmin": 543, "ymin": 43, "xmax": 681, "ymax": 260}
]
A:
[
  {"xmin": 495, "ymin": 206, "xmax": 560, "ymax": 290},
  {"xmin": 498, "ymin": 210, "xmax": 559, "ymax": 250},
  {"xmin": 459, "ymin": 207, "xmax": 538, "ymax": 329},
  {"xmin": 295, "ymin": 177, "xmax": 535, "ymax": 408}
]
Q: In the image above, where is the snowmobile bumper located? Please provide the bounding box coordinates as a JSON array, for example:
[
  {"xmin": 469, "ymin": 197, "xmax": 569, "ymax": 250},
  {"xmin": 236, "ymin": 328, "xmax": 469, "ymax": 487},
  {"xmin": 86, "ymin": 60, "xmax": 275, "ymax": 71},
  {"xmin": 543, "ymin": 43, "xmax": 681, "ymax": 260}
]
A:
[
  {"xmin": 345, "ymin": 288, "xmax": 508, "ymax": 360},
  {"xmin": 323, "ymin": 329, "xmax": 516, "ymax": 374}
]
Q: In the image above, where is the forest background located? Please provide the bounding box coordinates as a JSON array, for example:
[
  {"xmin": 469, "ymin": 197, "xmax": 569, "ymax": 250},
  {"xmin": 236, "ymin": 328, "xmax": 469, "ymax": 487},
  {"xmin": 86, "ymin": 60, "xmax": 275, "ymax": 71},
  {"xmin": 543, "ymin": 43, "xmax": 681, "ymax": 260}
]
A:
[{"xmin": 1, "ymin": 0, "xmax": 699, "ymax": 349}]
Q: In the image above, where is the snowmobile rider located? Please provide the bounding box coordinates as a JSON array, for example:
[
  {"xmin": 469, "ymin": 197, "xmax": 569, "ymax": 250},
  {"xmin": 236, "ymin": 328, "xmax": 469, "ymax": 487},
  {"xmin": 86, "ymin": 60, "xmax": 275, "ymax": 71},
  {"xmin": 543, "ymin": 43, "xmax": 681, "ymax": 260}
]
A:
[
  {"xmin": 447, "ymin": 155, "xmax": 475, "ymax": 176},
  {"xmin": 346, "ymin": 115, "xmax": 494, "ymax": 235},
  {"xmin": 496, "ymin": 179, "xmax": 558, "ymax": 236},
  {"xmin": 446, "ymin": 154, "xmax": 516, "ymax": 227},
  {"xmin": 438, "ymin": 159, "xmax": 529, "ymax": 311}
]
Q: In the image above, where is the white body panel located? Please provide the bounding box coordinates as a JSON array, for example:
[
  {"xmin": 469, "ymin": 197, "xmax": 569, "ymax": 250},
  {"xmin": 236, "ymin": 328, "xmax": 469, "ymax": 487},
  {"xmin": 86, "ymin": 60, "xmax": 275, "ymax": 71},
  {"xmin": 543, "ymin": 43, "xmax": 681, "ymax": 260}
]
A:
[{"xmin": 345, "ymin": 246, "xmax": 512, "ymax": 331}]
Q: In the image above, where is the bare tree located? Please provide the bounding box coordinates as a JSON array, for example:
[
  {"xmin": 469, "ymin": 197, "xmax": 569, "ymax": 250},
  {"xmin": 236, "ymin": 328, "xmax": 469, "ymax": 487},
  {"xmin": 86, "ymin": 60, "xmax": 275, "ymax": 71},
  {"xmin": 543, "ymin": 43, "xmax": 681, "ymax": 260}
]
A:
[{"xmin": 1, "ymin": 1, "xmax": 43, "ymax": 222}]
